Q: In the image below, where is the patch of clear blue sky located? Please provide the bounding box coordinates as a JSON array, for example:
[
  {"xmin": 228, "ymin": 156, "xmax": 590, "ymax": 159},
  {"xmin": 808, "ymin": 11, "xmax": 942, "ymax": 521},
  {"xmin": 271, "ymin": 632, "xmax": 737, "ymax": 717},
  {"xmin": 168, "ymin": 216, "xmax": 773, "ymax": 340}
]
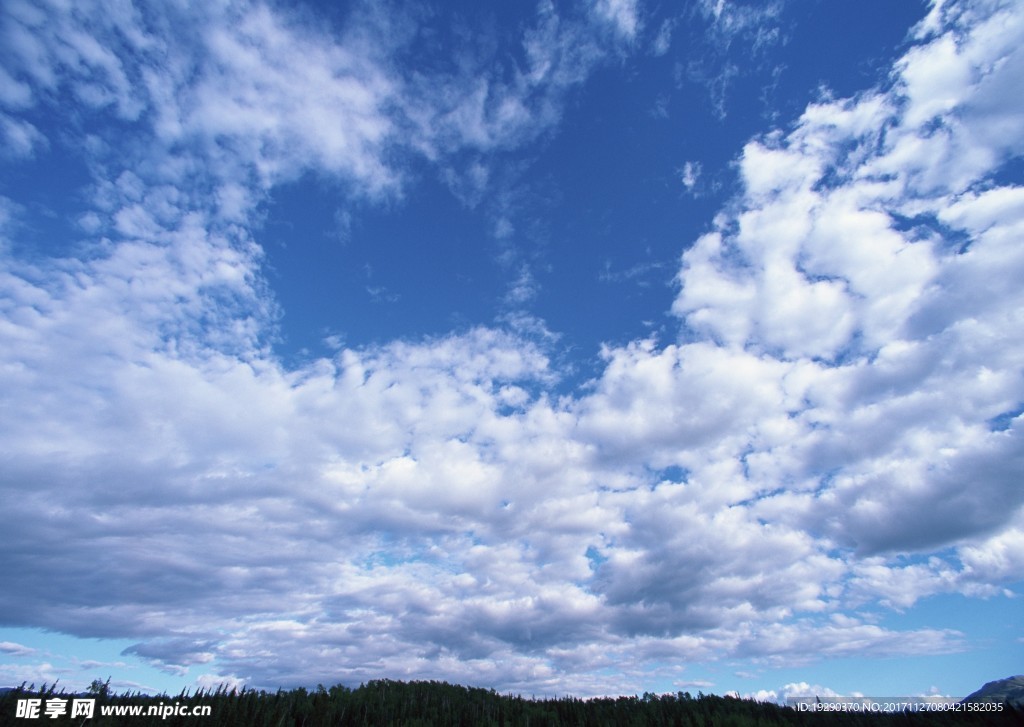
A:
[
  {"xmin": 0, "ymin": 627, "xmax": 193, "ymax": 696},
  {"xmin": 263, "ymin": 168, "xmax": 507, "ymax": 354},
  {"xmin": 0, "ymin": 132, "xmax": 95, "ymax": 263},
  {"xmin": 868, "ymin": 589, "xmax": 1024, "ymax": 696}
]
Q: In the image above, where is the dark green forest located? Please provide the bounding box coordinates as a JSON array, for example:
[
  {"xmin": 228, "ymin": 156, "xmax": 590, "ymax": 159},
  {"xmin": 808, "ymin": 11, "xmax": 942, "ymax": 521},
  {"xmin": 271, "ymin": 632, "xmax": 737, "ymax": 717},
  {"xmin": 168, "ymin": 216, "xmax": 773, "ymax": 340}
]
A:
[{"xmin": 2, "ymin": 679, "xmax": 1022, "ymax": 726}]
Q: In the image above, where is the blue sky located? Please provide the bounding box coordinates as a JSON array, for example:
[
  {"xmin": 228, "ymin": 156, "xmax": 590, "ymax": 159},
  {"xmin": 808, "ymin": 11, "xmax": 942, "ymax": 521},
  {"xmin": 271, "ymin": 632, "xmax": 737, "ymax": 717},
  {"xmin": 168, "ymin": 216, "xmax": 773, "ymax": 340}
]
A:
[{"xmin": 1, "ymin": 0, "xmax": 1022, "ymax": 703}]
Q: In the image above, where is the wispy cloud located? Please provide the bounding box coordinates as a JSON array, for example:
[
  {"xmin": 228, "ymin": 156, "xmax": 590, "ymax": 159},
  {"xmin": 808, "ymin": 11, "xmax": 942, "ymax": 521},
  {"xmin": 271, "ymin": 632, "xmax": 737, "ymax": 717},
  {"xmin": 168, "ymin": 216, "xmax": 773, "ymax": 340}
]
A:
[
  {"xmin": 678, "ymin": 161, "xmax": 701, "ymax": 193},
  {"xmin": 0, "ymin": 641, "xmax": 36, "ymax": 657},
  {"xmin": 686, "ymin": 0, "xmax": 785, "ymax": 117},
  {"xmin": 591, "ymin": 0, "xmax": 641, "ymax": 41},
  {"xmin": 598, "ymin": 259, "xmax": 666, "ymax": 286}
]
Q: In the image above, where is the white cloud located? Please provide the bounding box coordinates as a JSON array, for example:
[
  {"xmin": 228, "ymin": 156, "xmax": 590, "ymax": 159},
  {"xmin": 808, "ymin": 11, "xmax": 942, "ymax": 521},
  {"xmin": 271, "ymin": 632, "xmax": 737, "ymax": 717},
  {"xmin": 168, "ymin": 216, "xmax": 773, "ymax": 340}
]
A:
[
  {"xmin": 687, "ymin": 0, "xmax": 785, "ymax": 117},
  {"xmin": 651, "ymin": 18, "xmax": 675, "ymax": 56},
  {"xmin": 592, "ymin": 0, "xmax": 641, "ymax": 40},
  {"xmin": 667, "ymin": 0, "xmax": 1024, "ymax": 569},
  {"xmin": 0, "ymin": 65, "xmax": 33, "ymax": 108},
  {"xmin": 780, "ymin": 681, "xmax": 842, "ymax": 699},
  {"xmin": 0, "ymin": 113, "xmax": 45, "ymax": 158},
  {"xmin": 699, "ymin": 0, "xmax": 784, "ymax": 51},
  {"xmin": 405, "ymin": 0, "xmax": 622, "ymax": 166},
  {"xmin": 584, "ymin": 0, "xmax": 1024, "ymax": 627},
  {"xmin": 679, "ymin": 161, "xmax": 701, "ymax": 192},
  {"xmin": 2, "ymin": 0, "xmax": 623, "ymax": 207},
  {"xmin": 505, "ymin": 264, "xmax": 539, "ymax": 305},
  {"xmin": 0, "ymin": 641, "xmax": 36, "ymax": 657},
  {"xmin": 959, "ymin": 518, "xmax": 1024, "ymax": 585}
]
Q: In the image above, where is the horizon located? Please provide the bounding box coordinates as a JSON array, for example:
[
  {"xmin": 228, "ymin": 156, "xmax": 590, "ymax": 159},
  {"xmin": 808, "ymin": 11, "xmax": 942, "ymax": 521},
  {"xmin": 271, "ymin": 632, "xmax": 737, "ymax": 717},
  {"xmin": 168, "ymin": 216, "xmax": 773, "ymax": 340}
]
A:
[
  {"xmin": 2, "ymin": 0, "xmax": 1023, "ymax": 705},
  {"xmin": 2, "ymin": 673, "xmax": 1021, "ymax": 702}
]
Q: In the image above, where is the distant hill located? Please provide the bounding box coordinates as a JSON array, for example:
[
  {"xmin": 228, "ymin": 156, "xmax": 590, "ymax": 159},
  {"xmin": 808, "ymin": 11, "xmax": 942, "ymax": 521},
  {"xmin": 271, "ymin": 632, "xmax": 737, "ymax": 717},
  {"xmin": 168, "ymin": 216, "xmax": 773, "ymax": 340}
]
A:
[{"xmin": 962, "ymin": 675, "xmax": 1024, "ymax": 708}]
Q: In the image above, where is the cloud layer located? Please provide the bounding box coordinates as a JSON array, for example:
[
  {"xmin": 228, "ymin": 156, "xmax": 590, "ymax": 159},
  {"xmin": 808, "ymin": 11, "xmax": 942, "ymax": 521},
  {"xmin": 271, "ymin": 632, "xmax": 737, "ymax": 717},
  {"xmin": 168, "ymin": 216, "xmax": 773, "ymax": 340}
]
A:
[{"xmin": 1, "ymin": 0, "xmax": 1022, "ymax": 696}]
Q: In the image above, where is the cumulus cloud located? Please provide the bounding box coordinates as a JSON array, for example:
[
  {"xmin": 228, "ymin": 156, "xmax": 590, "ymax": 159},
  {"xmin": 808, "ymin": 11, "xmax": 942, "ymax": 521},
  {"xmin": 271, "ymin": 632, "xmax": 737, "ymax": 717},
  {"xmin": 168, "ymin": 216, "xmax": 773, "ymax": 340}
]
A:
[
  {"xmin": 0, "ymin": 0, "xmax": 1022, "ymax": 697},
  {"xmin": 663, "ymin": 0, "xmax": 1024, "ymax": 566}
]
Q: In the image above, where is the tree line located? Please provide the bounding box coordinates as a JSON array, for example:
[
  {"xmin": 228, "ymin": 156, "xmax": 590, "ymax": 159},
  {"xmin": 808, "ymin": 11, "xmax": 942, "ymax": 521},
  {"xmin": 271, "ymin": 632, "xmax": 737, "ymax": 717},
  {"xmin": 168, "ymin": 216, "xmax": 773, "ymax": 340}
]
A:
[{"xmin": 2, "ymin": 678, "xmax": 1021, "ymax": 726}]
